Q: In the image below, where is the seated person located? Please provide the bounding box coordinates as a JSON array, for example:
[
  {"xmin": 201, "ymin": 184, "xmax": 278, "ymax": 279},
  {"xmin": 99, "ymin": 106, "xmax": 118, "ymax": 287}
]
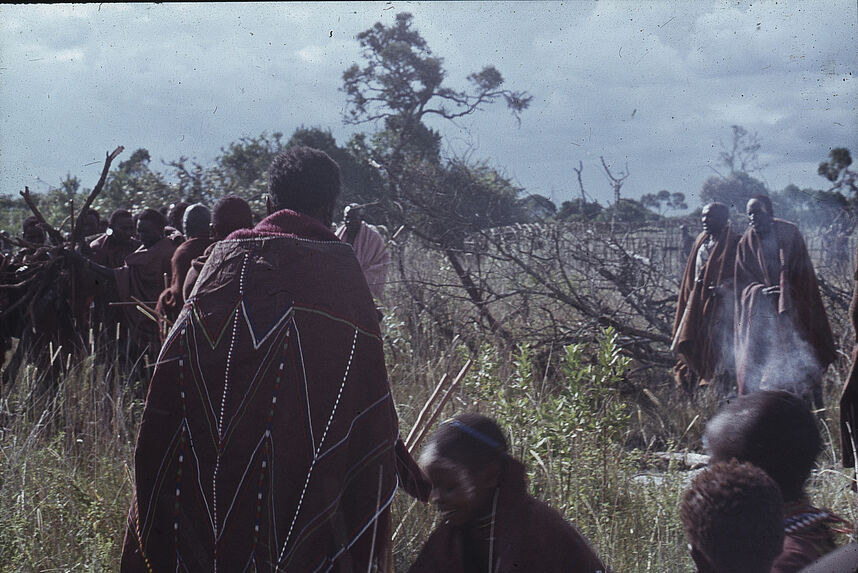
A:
[
  {"xmin": 409, "ymin": 413, "xmax": 607, "ymax": 573},
  {"xmin": 704, "ymin": 390, "xmax": 846, "ymax": 572},
  {"xmin": 681, "ymin": 460, "xmax": 784, "ymax": 573}
]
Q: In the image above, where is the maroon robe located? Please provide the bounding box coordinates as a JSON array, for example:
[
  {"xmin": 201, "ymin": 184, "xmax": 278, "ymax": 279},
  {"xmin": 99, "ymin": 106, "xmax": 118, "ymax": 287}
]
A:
[
  {"xmin": 771, "ymin": 500, "xmax": 842, "ymax": 573},
  {"xmin": 408, "ymin": 458, "xmax": 608, "ymax": 573},
  {"xmin": 89, "ymin": 233, "xmax": 141, "ymax": 269},
  {"xmin": 121, "ymin": 209, "xmax": 426, "ymax": 572},
  {"xmin": 841, "ymin": 245, "xmax": 858, "ymax": 470},
  {"xmin": 155, "ymin": 236, "xmax": 212, "ymax": 329},
  {"xmin": 114, "ymin": 237, "xmax": 176, "ymax": 355},
  {"xmin": 734, "ymin": 219, "xmax": 836, "ymax": 396},
  {"xmin": 671, "ymin": 224, "xmax": 740, "ymax": 391}
]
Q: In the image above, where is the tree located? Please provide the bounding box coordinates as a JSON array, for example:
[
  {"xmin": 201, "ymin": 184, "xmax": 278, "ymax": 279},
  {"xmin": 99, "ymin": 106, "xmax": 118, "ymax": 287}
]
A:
[
  {"xmin": 718, "ymin": 124, "xmax": 764, "ymax": 175},
  {"xmin": 700, "ymin": 172, "xmax": 768, "ymax": 212},
  {"xmin": 342, "ymin": 12, "xmax": 532, "ymax": 340},
  {"xmin": 640, "ymin": 190, "xmax": 688, "ymax": 215},
  {"xmin": 818, "ymin": 147, "xmax": 857, "ymax": 194},
  {"xmin": 96, "ymin": 148, "xmax": 172, "ymax": 215}
]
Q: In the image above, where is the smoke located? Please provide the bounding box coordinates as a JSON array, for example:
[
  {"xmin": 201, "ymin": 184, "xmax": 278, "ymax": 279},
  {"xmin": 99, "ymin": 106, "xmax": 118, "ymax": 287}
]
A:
[{"xmin": 747, "ymin": 315, "xmax": 822, "ymax": 399}]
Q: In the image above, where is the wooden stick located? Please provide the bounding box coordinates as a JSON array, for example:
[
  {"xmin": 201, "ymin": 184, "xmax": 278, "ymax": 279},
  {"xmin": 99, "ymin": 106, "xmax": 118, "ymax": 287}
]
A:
[
  {"xmin": 405, "ymin": 373, "xmax": 449, "ymax": 450},
  {"xmin": 72, "ymin": 146, "xmax": 124, "ymax": 243},
  {"xmin": 408, "ymin": 359, "xmax": 472, "ymax": 454},
  {"xmin": 19, "ymin": 186, "xmax": 64, "ymax": 245}
]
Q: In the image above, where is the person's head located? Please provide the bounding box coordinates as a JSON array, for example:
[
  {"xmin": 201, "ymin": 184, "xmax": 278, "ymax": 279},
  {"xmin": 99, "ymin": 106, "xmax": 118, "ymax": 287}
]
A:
[
  {"xmin": 701, "ymin": 202, "xmax": 729, "ymax": 236},
  {"xmin": 681, "ymin": 460, "xmax": 784, "ymax": 573},
  {"xmin": 167, "ymin": 201, "xmax": 189, "ymax": 234},
  {"xmin": 22, "ymin": 216, "xmax": 46, "ymax": 245},
  {"xmin": 704, "ymin": 390, "xmax": 820, "ymax": 502},
  {"xmin": 267, "ymin": 146, "xmax": 341, "ymax": 226},
  {"xmin": 108, "ymin": 209, "xmax": 135, "ymax": 242},
  {"xmin": 746, "ymin": 195, "xmax": 774, "ymax": 235},
  {"xmin": 343, "ymin": 203, "xmax": 364, "ymax": 233},
  {"xmin": 182, "ymin": 203, "xmax": 211, "ymax": 239},
  {"xmin": 211, "ymin": 195, "xmax": 253, "ymax": 240},
  {"xmin": 78, "ymin": 208, "xmax": 100, "ymax": 237},
  {"xmin": 136, "ymin": 208, "xmax": 166, "ymax": 248},
  {"xmin": 418, "ymin": 413, "xmax": 508, "ymax": 526}
]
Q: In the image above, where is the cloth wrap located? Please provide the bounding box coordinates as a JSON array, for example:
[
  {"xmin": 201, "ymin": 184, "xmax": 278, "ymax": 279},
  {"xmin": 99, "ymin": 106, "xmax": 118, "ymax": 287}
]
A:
[
  {"xmin": 734, "ymin": 219, "xmax": 836, "ymax": 396},
  {"xmin": 121, "ymin": 209, "xmax": 424, "ymax": 572},
  {"xmin": 671, "ymin": 225, "xmax": 740, "ymax": 390}
]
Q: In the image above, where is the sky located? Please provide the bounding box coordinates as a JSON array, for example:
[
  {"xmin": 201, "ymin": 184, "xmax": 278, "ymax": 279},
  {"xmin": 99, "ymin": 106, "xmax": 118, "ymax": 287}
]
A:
[{"xmin": 1, "ymin": 1, "xmax": 856, "ymax": 210}]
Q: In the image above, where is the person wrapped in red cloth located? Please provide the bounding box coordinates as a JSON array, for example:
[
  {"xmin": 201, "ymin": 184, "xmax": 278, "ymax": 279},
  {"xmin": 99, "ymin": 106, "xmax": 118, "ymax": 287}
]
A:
[
  {"xmin": 120, "ymin": 147, "xmax": 428, "ymax": 572},
  {"xmin": 409, "ymin": 413, "xmax": 608, "ymax": 573}
]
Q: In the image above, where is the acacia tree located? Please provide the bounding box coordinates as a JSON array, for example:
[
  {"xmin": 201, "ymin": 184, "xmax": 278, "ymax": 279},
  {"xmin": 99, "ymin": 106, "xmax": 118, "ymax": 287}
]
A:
[{"xmin": 341, "ymin": 12, "xmax": 532, "ymax": 340}]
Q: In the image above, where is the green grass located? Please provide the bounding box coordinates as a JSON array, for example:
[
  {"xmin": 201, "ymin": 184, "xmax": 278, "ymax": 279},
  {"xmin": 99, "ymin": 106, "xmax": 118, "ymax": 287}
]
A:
[{"xmin": 1, "ymin": 294, "xmax": 856, "ymax": 572}]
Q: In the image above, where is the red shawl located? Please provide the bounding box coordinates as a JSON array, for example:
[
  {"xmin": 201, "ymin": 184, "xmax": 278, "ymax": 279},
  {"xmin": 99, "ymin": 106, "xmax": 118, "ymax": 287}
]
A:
[
  {"xmin": 408, "ymin": 458, "xmax": 608, "ymax": 573},
  {"xmin": 671, "ymin": 225, "xmax": 740, "ymax": 389},
  {"xmin": 114, "ymin": 237, "xmax": 177, "ymax": 354},
  {"xmin": 89, "ymin": 233, "xmax": 141, "ymax": 269},
  {"xmin": 155, "ymin": 236, "xmax": 213, "ymax": 327},
  {"xmin": 121, "ymin": 209, "xmax": 426, "ymax": 572},
  {"xmin": 734, "ymin": 219, "xmax": 836, "ymax": 395}
]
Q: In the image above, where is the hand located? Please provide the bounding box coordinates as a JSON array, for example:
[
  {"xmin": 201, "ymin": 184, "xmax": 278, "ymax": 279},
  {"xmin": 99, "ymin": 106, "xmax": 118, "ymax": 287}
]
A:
[{"xmin": 762, "ymin": 285, "xmax": 781, "ymax": 297}]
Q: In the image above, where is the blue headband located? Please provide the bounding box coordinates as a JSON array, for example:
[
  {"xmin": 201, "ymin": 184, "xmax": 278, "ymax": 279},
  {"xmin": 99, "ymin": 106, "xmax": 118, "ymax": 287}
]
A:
[{"xmin": 446, "ymin": 419, "xmax": 504, "ymax": 451}]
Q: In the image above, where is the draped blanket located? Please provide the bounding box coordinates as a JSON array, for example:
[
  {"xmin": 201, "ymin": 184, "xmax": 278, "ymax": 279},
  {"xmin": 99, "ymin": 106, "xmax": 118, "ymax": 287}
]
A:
[
  {"xmin": 408, "ymin": 459, "xmax": 608, "ymax": 573},
  {"xmin": 121, "ymin": 210, "xmax": 407, "ymax": 572},
  {"xmin": 734, "ymin": 219, "xmax": 836, "ymax": 395},
  {"xmin": 114, "ymin": 237, "xmax": 176, "ymax": 353},
  {"xmin": 335, "ymin": 222, "xmax": 389, "ymax": 301},
  {"xmin": 671, "ymin": 225, "xmax": 740, "ymax": 388}
]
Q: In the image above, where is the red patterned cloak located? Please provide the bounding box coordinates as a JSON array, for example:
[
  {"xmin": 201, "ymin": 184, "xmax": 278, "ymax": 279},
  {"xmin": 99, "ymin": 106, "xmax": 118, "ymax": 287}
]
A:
[{"xmin": 121, "ymin": 210, "xmax": 423, "ymax": 572}]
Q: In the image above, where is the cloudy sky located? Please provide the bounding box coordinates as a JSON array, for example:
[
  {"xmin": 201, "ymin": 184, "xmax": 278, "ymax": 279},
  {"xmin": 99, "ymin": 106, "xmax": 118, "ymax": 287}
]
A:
[{"xmin": 1, "ymin": 2, "xmax": 855, "ymax": 209}]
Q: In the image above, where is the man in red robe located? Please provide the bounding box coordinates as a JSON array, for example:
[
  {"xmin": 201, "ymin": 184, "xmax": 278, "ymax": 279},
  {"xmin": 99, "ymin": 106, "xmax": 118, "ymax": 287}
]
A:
[
  {"xmin": 121, "ymin": 147, "xmax": 427, "ymax": 572},
  {"xmin": 89, "ymin": 209, "xmax": 140, "ymax": 269},
  {"xmin": 113, "ymin": 208, "xmax": 177, "ymax": 356},
  {"xmin": 671, "ymin": 202, "xmax": 740, "ymax": 393},
  {"xmin": 155, "ymin": 203, "xmax": 212, "ymax": 333},
  {"xmin": 181, "ymin": 195, "xmax": 254, "ymax": 301},
  {"xmin": 734, "ymin": 195, "xmax": 836, "ymax": 403}
]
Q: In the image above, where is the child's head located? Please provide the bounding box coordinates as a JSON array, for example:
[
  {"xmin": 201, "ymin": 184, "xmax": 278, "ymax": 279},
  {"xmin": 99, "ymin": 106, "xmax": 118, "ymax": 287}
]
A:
[
  {"xmin": 681, "ymin": 460, "xmax": 784, "ymax": 573},
  {"xmin": 704, "ymin": 390, "xmax": 820, "ymax": 502},
  {"xmin": 419, "ymin": 413, "xmax": 508, "ymax": 526}
]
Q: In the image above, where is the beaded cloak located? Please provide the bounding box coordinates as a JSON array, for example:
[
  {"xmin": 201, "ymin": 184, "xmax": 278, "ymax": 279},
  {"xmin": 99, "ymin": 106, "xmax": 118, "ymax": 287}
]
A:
[{"xmin": 121, "ymin": 210, "xmax": 404, "ymax": 572}]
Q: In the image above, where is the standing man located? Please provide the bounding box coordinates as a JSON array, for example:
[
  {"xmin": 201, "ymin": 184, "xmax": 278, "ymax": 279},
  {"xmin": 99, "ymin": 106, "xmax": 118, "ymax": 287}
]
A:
[
  {"xmin": 121, "ymin": 147, "xmax": 426, "ymax": 572},
  {"xmin": 155, "ymin": 202, "xmax": 212, "ymax": 332},
  {"xmin": 89, "ymin": 209, "xmax": 140, "ymax": 269},
  {"xmin": 336, "ymin": 203, "xmax": 390, "ymax": 302},
  {"xmin": 671, "ymin": 202, "xmax": 740, "ymax": 393},
  {"xmin": 734, "ymin": 195, "xmax": 836, "ymax": 403}
]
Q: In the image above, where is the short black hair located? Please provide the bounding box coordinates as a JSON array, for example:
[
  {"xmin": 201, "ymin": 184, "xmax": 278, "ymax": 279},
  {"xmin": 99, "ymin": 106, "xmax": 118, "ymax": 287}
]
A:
[
  {"xmin": 705, "ymin": 202, "xmax": 729, "ymax": 218},
  {"xmin": 268, "ymin": 146, "xmax": 341, "ymax": 216},
  {"xmin": 182, "ymin": 203, "xmax": 211, "ymax": 239},
  {"xmin": 749, "ymin": 194, "xmax": 773, "ymax": 215},
  {"xmin": 420, "ymin": 413, "xmax": 508, "ymax": 474},
  {"xmin": 138, "ymin": 208, "xmax": 166, "ymax": 230},
  {"xmin": 682, "ymin": 460, "xmax": 784, "ymax": 573},
  {"xmin": 705, "ymin": 390, "xmax": 820, "ymax": 501},
  {"xmin": 109, "ymin": 209, "xmax": 133, "ymax": 227}
]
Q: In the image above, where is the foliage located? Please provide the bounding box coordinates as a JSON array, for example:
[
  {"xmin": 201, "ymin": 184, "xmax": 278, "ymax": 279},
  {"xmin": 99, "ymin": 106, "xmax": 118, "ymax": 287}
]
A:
[
  {"xmin": 819, "ymin": 147, "xmax": 857, "ymax": 194},
  {"xmin": 700, "ymin": 171, "xmax": 769, "ymax": 213},
  {"xmin": 557, "ymin": 198, "xmax": 604, "ymax": 221},
  {"xmin": 771, "ymin": 184, "xmax": 849, "ymax": 228},
  {"xmin": 640, "ymin": 190, "xmax": 687, "ymax": 216},
  {"xmin": 341, "ymin": 11, "xmax": 532, "ymax": 246},
  {"xmin": 597, "ymin": 198, "xmax": 660, "ymax": 224}
]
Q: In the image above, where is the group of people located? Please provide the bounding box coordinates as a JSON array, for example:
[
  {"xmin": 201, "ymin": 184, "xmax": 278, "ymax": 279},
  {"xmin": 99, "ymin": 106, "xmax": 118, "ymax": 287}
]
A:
[
  {"xmin": 671, "ymin": 197, "xmax": 836, "ymax": 404},
  {"xmin": 4, "ymin": 145, "xmax": 858, "ymax": 571},
  {"xmin": 113, "ymin": 146, "xmax": 857, "ymax": 572}
]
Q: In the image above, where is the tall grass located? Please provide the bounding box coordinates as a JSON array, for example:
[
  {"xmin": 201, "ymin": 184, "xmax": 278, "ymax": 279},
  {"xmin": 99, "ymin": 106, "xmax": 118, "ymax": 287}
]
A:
[{"xmin": 1, "ymin": 282, "xmax": 856, "ymax": 571}]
